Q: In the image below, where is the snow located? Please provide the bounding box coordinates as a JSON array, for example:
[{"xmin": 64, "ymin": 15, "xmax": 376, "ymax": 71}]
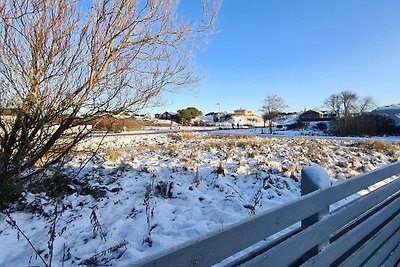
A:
[
  {"xmin": 0, "ymin": 132, "xmax": 399, "ymax": 266},
  {"xmin": 302, "ymin": 164, "xmax": 333, "ymax": 188},
  {"xmin": 193, "ymin": 113, "xmax": 265, "ymax": 127},
  {"xmin": 373, "ymin": 105, "xmax": 400, "ymax": 112},
  {"xmin": 211, "ymin": 126, "xmax": 400, "ymax": 143},
  {"xmin": 272, "ymin": 114, "xmax": 299, "ymax": 125}
]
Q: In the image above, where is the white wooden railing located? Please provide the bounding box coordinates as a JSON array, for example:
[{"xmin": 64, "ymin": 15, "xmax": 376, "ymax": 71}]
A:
[{"xmin": 129, "ymin": 162, "xmax": 400, "ymax": 267}]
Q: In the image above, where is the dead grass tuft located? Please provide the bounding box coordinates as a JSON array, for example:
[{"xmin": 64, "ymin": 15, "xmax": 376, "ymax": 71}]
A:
[
  {"xmin": 203, "ymin": 140, "xmax": 224, "ymax": 151},
  {"xmin": 104, "ymin": 148, "xmax": 124, "ymax": 162},
  {"xmin": 362, "ymin": 140, "xmax": 390, "ymax": 151},
  {"xmin": 215, "ymin": 161, "xmax": 225, "ymax": 176},
  {"xmin": 165, "ymin": 144, "xmax": 180, "ymax": 157},
  {"xmin": 168, "ymin": 131, "xmax": 196, "ymax": 141}
]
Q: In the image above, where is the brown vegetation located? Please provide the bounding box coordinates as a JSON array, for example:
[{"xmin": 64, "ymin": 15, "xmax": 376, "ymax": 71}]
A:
[
  {"xmin": 335, "ymin": 114, "xmax": 399, "ymax": 136},
  {"xmin": 104, "ymin": 148, "xmax": 125, "ymax": 163},
  {"xmin": 168, "ymin": 131, "xmax": 196, "ymax": 141},
  {"xmin": 93, "ymin": 116, "xmax": 143, "ymax": 132}
]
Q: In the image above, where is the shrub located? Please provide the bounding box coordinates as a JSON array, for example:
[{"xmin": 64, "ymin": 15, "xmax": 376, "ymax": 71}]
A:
[
  {"xmin": 334, "ymin": 114, "xmax": 399, "ymax": 136},
  {"xmin": 314, "ymin": 122, "xmax": 328, "ymax": 131},
  {"xmin": 287, "ymin": 119, "xmax": 305, "ymax": 130}
]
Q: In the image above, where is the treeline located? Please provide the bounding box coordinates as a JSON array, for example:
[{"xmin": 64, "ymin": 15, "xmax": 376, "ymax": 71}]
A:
[{"xmin": 324, "ymin": 91, "xmax": 399, "ymax": 136}]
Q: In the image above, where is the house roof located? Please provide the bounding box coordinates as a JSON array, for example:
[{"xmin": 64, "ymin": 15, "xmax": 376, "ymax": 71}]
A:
[
  {"xmin": 205, "ymin": 112, "xmax": 224, "ymax": 116},
  {"xmin": 162, "ymin": 111, "xmax": 177, "ymax": 115},
  {"xmin": 372, "ymin": 106, "xmax": 400, "ymax": 125},
  {"xmin": 234, "ymin": 108, "xmax": 252, "ymax": 112},
  {"xmin": 300, "ymin": 109, "xmax": 323, "ymax": 115},
  {"xmin": 373, "ymin": 106, "xmax": 400, "ymax": 113}
]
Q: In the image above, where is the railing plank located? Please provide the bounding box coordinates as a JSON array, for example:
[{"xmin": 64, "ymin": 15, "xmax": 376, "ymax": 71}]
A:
[
  {"xmin": 223, "ymin": 227, "xmax": 302, "ymax": 267},
  {"xmin": 242, "ymin": 179, "xmax": 400, "ymax": 267},
  {"xmin": 339, "ymin": 214, "xmax": 400, "ymax": 267},
  {"xmin": 363, "ymin": 229, "xmax": 400, "ymax": 267},
  {"xmin": 301, "ymin": 196, "xmax": 400, "ymax": 267},
  {"xmin": 382, "ymin": 242, "xmax": 400, "ymax": 267},
  {"xmin": 131, "ymin": 162, "xmax": 400, "ymax": 267}
]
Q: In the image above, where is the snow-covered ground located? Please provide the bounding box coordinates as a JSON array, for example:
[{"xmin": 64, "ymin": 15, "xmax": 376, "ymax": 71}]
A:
[
  {"xmin": 213, "ymin": 127, "xmax": 400, "ymax": 143},
  {"xmin": 193, "ymin": 113, "xmax": 265, "ymax": 127},
  {"xmin": 0, "ymin": 132, "xmax": 399, "ymax": 266}
]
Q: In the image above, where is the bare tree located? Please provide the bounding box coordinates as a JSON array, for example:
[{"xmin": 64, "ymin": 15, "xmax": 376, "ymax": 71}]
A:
[
  {"xmin": 340, "ymin": 91, "xmax": 358, "ymax": 117},
  {"xmin": 324, "ymin": 93, "xmax": 341, "ymax": 117},
  {"xmin": 358, "ymin": 96, "xmax": 376, "ymax": 114},
  {"xmin": 324, "ymin": 91, "xmax": 376, "ymax": 118},
  {"xmin": 0, "ymin": 0, "xmax": 220, "ymax": 205},
  {"xmin": 261, "ymin": 94, "xmax": 287, "ymax": 134}
]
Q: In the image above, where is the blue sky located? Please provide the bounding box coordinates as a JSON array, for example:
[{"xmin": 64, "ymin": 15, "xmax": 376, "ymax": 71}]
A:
[{"xmin": 153, "ymin": 0, "xmax": 400, "ymax": 115}]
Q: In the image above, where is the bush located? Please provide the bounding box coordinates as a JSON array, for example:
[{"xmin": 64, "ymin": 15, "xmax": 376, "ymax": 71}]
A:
[
  {"xmin": 334, "ymin": 114, "xmax": 399, "ymax": 136},
  {"xmin": 93, "ymin": 116, "xmax": 143, "ymax": 132},
  {"xmin": 286, "ymin": 120, "xmax": 305, "ymax": 130},
  {"xmin": 177, "ymin": 107, "xmax": 202, "ymax": 123},
  {"xmin": 314, "ymin": 122, "xmax": 328, "ymax": 131}
]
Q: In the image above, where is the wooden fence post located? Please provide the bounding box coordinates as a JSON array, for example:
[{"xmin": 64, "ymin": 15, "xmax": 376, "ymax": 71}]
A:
[{"xmin": 301, "ymin": 164, "xmax": 332, "ymax": 261}]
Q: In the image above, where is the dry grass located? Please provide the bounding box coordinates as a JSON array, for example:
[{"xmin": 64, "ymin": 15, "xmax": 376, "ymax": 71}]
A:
[
  {"xmin": 93, "ymin": 116, "xmax": 143, "ymax": 132},
  {"xmin": 202, "ymin": 134, "xmax": 263, "ymax": 150},
  {"xmin": 361, "ymin": 140, "xmax": 400, "ymax": 158},
  {"xmin": 78, "ymin": 132, "xmax": 399, "ymax": 184},
  {"xmin": 164, "ymin": 144, "xmax": 180, "ymax": 157},
  {"xmin": 363, "ymin": 140, "xmax": 391, "ymax": 151},
  {"xmin": 104, "ymin": 148, "xmax": 125, "ymax": 162},
  {"xmin": 215, "ymin": 161, "xmax": 225, "ymax": 175},
  {"xmin": 202, "ymin": 140, "xmax": 224, "ymax": 150},
  {"xmin": 207, "ymin": 133, "xmax": 256, "ymax": 140},
  {"xmin": 168, "ymin": 131, "xmax": 196, "ymax": 141}
]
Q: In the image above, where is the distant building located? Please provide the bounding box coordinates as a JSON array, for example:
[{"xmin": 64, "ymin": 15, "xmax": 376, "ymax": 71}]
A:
[
  {"xmin": 158, "ymin": 111, "xmax": 178, "ymax": 120},
  {"xmin": 299, "ymin": 110, "xmax": 324, "ymax": 121},
  {"xmin": 372, "ymin": 106, "xmax": 400, "ymax": 125},
  {"xmin": 132, "ymin": 113, "xmax": 146, "ymax": 118},
  {"xmin": 233, "ymin": 109, "xmax": 254, "ymax": 116},
  {"xmin": 191, "ymin": 116, "xmax": 216, "ymax": 126},
  {"xmin": 205, "ymin": 112, "xmax": 224, "ymax": 117},
  {"xmin": 204, "ymin": 112, "xmax": 226, "ymax": 123}
]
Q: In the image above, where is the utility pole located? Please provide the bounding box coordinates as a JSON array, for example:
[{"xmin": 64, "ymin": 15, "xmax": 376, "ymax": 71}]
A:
[{"xmin": 217, "ymin": 103, "xmax": 221, "ymax": 129}]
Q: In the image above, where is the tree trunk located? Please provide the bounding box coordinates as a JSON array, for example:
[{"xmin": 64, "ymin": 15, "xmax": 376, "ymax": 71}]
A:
[{"xmin": 269, "ymin": 119, "xmax": 273, "ymax": 134}]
